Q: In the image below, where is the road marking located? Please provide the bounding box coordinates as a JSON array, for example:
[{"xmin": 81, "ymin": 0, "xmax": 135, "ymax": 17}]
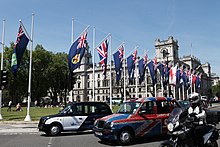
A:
[{"xmin": 48, "ymin": 137, "xmax": 53, "ymax": 147}]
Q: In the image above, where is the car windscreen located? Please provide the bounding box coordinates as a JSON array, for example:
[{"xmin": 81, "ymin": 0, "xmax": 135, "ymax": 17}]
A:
[
  {"xmin": 117, "ymin": 102, "xmax": 141, "ymax": 114},
  {"xmin": 59, "ymin": 105, "xmax": 72, "ymax": 114}
]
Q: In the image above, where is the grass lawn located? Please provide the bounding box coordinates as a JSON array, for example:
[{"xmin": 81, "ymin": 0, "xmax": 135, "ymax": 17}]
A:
[
  {"xmin": 1, "ymin": 107, "xmax": 61, "ymax": 121},
  {"xmin": 0, "ymin": 105, "xmax": 121, "ymax": 121}
]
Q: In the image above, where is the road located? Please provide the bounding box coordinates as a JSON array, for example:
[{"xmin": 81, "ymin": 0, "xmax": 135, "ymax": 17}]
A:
[
  {"xmin": 0, "ymin": 132, "xmax": 164, "ymax": 147},
  {"xmin": 0, "ymin": 103, "xmax": 219, "ymax": 147}
]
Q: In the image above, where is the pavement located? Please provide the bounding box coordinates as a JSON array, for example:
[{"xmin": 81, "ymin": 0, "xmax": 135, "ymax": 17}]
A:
[{"xmin": 0, "ymin": 121, "xmax": 39, "ymax": 133}]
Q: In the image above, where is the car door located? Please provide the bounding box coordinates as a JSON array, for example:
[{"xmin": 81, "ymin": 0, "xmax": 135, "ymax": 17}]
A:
[
  {"xmin": 155, "ymin": 100, "xmax": 171, "ymax": 134},
  {"xmin": 136, "ymin": 101, "xmax": 160, "ymax": 137},
  {"xmin": 62, "ymin": 103, "xmax": 87, "ymax": 131}
]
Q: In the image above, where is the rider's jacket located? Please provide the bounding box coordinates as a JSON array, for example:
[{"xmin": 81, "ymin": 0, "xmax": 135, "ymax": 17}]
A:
[{"xmin": 188, "ymin": 106, "xmax": 206, "ymax": 125}]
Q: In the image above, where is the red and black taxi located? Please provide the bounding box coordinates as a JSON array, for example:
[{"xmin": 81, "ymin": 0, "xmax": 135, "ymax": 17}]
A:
[{"xmin": 93, "ymin": 97, "xmax": 180, "ymax": 145}]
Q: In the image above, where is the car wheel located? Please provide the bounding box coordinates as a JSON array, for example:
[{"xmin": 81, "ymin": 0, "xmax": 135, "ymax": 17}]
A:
[
  {"xmin": 117, "ymin": 129, "xmax": 133, "ymax": 145},
  {"xmin": 49, "ymin": 124, "xmax": 61, "ymax": 136}
]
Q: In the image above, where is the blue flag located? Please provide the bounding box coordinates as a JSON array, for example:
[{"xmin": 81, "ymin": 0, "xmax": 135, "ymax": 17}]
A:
[
  {"xmin": 11, "ymin": 25, "xmax": 29, "ymax": 74},
  {"xmin": 148, "ymin": 60, "xmax": 157, "ymax": 86},
  {"xmin": 68, "ymin": 31, "xmax": 87, "ymax": 72},
  {"xmin": 113, "ymin": 45, "xmax": 124, "ymax": 81},
  {"xmin": 127, "ymin": 50, "xmax": 137, "ymax": 81},
  {"xmin": 138, "ymin": 54, "xmax": 147, "ymax": 84}
]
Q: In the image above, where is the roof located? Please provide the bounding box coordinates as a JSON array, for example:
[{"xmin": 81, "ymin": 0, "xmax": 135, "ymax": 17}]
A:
[{"xmin": 128, "ymin": 97, "xmax": 176, "ymax": 103}]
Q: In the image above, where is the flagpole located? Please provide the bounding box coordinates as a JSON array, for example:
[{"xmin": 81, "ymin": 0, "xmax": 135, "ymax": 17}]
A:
[
  {"xmin": 92, "ymin": 27, "xmax": 96, "ymax": 102},
  {"xmin": 182, "ymin": 84, "xmax": 185, "ymax": 100},
  {"xmin": 72, "ymin": 18, "xmax": 74, "ymax": 44},
  {"xmin": 123, "ymin": 43, "xmax": 126, "ymax": 102},
  {"xmin": 109, "ymin": 34, "xmax": 112, "ymax": 109},
  {"xmin": 24, "ymin": 13, "xmax": 34, "ymax": 121},
  {"xmin": 0, "ymin": 19, "xmax": 5, "ymax": 120},
  {"xmin": 135, "ymin": 46, "xmax": 138, "ymax": 98},
  {"xmin": 145, "ymin": 68, "xmax": 148, "ymax": 97}
]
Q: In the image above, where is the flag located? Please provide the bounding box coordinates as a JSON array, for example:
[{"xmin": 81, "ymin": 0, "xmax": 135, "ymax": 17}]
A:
[
  {"xmin": 127, "ymin": 50, "xmax": 137, "ymax": 81},
  {"xmin": 196, "ymin": 73, "xmax": 202, "ymax": 90},
  {"xmin": 164, "ymin": 63, "xmax": 170, "ymax": 86},
  {"xmin": 186, "ymin": 68, "xmax": 191, "ymax": 88},
  {"xmin": 11, "ymin": 25, "xmax": 29, "ymax": 74},
  {"xmin": 97, "ymin": 39, "xmax": 109, "ymax": 79},
  {"xmin": 169, "ymin": 65, "xmax": 177, "ymax": 85},
  {"xmin": 68, "ymin": 30, "xmax": 88, "ymax": 72},
  {"xmin": 138, "ymin": 54, "xmax": 147, "ymax": 84},
  {"xmin": 192, "ymin": 69, "xmax": 197, "ymax": 86},
  {"xmin": 148, "ymin": 60, "xmax": 157, "ymax": 85},
  {"xmin": 113, "ymin": 45, "xmax": 124, "ymax": 81}
]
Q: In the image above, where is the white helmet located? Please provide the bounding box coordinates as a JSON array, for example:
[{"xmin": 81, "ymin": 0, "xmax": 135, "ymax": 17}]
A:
[{"xmin": 188, "ymin": 92, "xmax": 201, "ymax": 104}]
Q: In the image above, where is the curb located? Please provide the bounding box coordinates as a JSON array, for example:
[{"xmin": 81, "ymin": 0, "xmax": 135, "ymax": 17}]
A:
[{"xmin": 0, "ymin": 121, "xmax": 38, "ymax": 125}]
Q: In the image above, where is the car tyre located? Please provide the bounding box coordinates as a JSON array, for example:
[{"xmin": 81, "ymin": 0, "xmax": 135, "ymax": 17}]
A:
[
  {"xmin": 117, "ymin": 128, "xmax": 134, "ymax": 145},
  {"xmin": 49, "ymin": 124, "xmax": 61, "ymax": 136}
]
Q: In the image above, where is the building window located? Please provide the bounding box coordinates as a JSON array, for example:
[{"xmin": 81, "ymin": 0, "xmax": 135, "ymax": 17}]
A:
[
  {"xmin": 98, "ymin": 81, "xmax": 100, "ymax": 87},
  {"xmin": 139, "ymin": 88, "xmax": 141, "ymax": 92},
  {"xmin": 98, "ymin": 74, "xmax": 100, "ymax": 78},
  {"xmin": 97, "ymin": 96, "xmax": 100, "ymax": 101},
  {"xmin": 87, "ymin": 75, "xmax": 90, "ymax": 79},
  {"xmin": 78, "ymin": 83, "xmax": 80, "ymax": 88},
  {"xmin": 88, "ymin": 82, "xmax": 90, "ymax": 88}
]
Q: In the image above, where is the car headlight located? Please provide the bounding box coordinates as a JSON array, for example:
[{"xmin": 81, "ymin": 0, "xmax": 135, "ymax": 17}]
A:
[
  {"xmin": 104, "ymin": 122, "xmax": 114, "ymax": 129},
  {"xmin": 167, "ymin": 123, "xmax": 174, "ymax": 132}
]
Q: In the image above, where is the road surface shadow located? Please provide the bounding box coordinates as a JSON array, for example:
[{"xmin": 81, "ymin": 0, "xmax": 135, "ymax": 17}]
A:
[
  {"xmin": 41, "ymin": 130, "xmax": 93, "ymax": 137},
  {"xmin": 98, "ymin": 135, "xmax": 169, "ymax": 146}
]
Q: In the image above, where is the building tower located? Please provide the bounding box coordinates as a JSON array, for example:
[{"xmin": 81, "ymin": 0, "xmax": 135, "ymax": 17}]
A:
[{"xmin": 155, "ymin": 36, "xmax": 179, "ymax": 65}]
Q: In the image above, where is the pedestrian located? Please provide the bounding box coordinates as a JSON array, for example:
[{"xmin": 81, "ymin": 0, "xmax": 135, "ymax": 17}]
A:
[
  {"xmin": 34, "ymin": 100, "xmax": 38, "ymax": 107},
  {"xmin": 16, "ymin": 103, "xmax": 22, "ymax": 111},
  {"xmin": 7, "ymin": 100, "xmax": 12, "ymax": 112}
]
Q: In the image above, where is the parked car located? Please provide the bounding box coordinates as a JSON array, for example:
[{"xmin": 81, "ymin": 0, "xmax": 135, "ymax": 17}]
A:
[
  {"xmin": 38, "ymin": 102, "xmax": 112, "ymax": 136},
  {"xmin": 93, "ymin": 97, "xmax": 181, "ymax": 145}
]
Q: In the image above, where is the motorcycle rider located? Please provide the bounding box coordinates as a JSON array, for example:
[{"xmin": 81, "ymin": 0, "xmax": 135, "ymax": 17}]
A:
[{"xmin": 187, "ymin": 92, "xmax": 207, "ymax": 146}]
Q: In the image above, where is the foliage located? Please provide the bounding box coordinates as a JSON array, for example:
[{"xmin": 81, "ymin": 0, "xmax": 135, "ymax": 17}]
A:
[
  {"xmin": 1, "ymin": 43, "xmax": 69, "ymax": 105},
  {"xmin": 212, "ymin": 81, "xmax": 220, "ymax": 97}
]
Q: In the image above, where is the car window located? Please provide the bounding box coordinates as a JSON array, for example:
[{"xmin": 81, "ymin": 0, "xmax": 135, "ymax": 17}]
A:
[
  {"xmin": 98, "ymin": 103, "xmax": 111, "ymax": 114},
  {"xmin": 84, "ymin": 103, "xmax": 99, "ymax": 114},
  {"xmin": 156, "ymin": 101, "xmax": 170, "ymax": 114},
  {"xmin": 141, "ymin": 101, "xmax": 155, "ymax": 114},
  {"xmin": 71, "ymin": 104, "xmax": 83, "ymax": 115}
]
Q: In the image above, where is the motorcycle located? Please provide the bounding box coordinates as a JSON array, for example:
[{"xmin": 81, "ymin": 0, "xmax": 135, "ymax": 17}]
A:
[{"xmin": 160, "ymin": 107, "xmax": 219, "ymax": 147}]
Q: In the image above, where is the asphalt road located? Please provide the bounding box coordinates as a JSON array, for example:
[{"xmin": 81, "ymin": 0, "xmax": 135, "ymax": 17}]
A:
[{"xmin": 0, "ymin": 132, "xmax": 164, "ymax": 147}]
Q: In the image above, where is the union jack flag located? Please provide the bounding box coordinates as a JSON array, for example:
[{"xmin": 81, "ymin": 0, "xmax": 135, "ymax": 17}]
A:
[
  {"xmin": 97, "ymin": 39, "xmax": 109, "ymax": 79},
  {"xmin": 77, "ymin": 31, "xmax": 87, "ymax": 49}
]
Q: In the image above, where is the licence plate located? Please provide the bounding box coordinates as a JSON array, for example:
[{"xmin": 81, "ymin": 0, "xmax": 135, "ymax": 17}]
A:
[{"xmin": 95, "ymin": 132, "xmax": 102, "ymax": 136}]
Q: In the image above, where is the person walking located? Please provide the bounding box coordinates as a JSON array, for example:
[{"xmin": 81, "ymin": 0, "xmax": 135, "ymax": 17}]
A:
[{"xmin": 7, "ymin": 100, "xmax": 12, "ymax": 112}]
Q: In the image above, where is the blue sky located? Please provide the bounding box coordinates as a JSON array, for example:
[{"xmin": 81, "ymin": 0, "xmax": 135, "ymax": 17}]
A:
[{"xmin": 0, "ymin": 0, "xmax": 220, "ymax": 75}]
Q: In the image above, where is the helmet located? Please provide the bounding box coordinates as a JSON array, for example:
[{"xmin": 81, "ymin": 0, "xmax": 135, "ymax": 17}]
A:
[{"xmin": 188, "ymin": 92, "xmax": 201, "ymax": 105}]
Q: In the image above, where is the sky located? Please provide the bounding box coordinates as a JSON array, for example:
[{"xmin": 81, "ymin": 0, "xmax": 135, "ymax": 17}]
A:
[{"xmin": 0, "ymin": 0, "xmax": 220, "ymax": 75}]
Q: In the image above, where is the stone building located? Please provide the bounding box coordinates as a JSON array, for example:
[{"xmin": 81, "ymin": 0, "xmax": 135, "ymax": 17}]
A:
[{"xmin": 69, "ymin": 36, "xmax": 214, "ymax": 102}]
